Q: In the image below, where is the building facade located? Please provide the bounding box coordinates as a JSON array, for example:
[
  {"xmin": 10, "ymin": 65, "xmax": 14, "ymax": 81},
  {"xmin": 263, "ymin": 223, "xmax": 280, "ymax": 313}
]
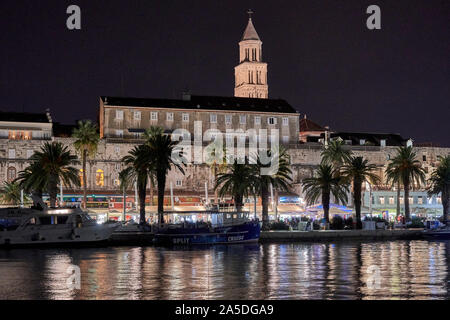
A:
[{"xmin": 99, "ymin": 94, "xmax": 299, "ymax": 145}]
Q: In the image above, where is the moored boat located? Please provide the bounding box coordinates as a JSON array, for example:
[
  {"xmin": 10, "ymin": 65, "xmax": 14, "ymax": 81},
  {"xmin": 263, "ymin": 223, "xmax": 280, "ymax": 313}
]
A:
[
  {"xmin": 0, "ymin": 204, "xmax": 119, "ymax": 247},
  {"xmin": 153, "ymin": 211, "xmax": 260, "ymax": 246}
]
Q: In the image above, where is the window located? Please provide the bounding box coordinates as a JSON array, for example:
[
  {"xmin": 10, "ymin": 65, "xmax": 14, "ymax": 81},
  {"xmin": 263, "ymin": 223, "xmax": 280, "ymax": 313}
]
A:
[
  {"xmin": 167, "ymin": 112, "xmax": 174, "ymax": 121},
  {"xmin": 26, "ymin": 149, "xmax": 34, "ymax": 159},
  {"xmin": 437, "ymin": 197, "xmax": 442, "ymax": 204},
  {"xmin": 113, "ymin": 179, "xmax": 120, "ymax": 186},
  {"xmin": 422, "ymin": 154, "xmax": 427, "ymax": 162},
  {"xmin": 151, "ymin": 112, "xmax": 158, "ymax": 121},
  {"xmin": 114, "ymin": 146, "xmax": 120, "ymax": 153},
  {"xmin": 133, "ymin": 132, "xmax": 141, "ymax": 139},
  {"xmin": 379, "ymin": 197, "xmax": 385, "ymax": 205},
  {"xmin": 79, "ymin": 169, "xmax": 84, "ymax": 187},
  {"xmin": 116, "ymin": 130, "xmax": 123, "ymax": 138},
  {"xmin": 176, "ymin": 180, "xmax": 182, "ymax": 187},
  {"xmin": 282, "ymin": 117, "xmax": 289, "ymax": 126},
  {"xmin": 225, "ymin": 133, "xmax": 234, "ymax": 145},
  {"xmin": 115, "ymin": 163, "xmax": 121, "ymax": 170},
  {"xmin": 380, "ymin": 139, "xmax": 386, "ymax": 147},
  {"xmin": 418, "ymin": 197, "xmax": 423, "ymax": 205},
  {"xmin": 7, "ymin": 167, "xmax": 16, "ymax": 182},
  {"xmin": 182, "ymin": 113, "xmax": 189, "ymax": 122},
  {"xmin": 134, "ymin": 111, "xmax": 141, "ymax": 120},
  {"xmin": 96, "ymin": 169, "xmax": 104, "ymax": 187},
  {"xmin": 409, "ymin": 197, "xmax": 414, "ymax": 204},
  {"xmin": 210, "ymin": 114, "xmax": 217, "ymax": 123},
  {"xmin": 225, "ymin": 115, "xmax": 232, "ymax": 124},
  {"xmin": 238, "ymin": 134, "xmax": 246, "ymax": 145},
  {"xmin": 8, "ymin": 149, "xmax": 15, "ymax": 159},
  {"xmin": 360, "ymin": 139, "xmax": 366, "ymax": 145},
  {"xmin": 389, "ymin": 197, "xmax": 395, "ymax": 205},
  {"xmin": 8, "ymin": 130, "xmax": 32, "ymax": 140},
  {"xmin": 239, "ymin": 115, "xmax": 246, "ymax": 124},
  {"xmin": 268, "ymin": 117, "xmax": 277, "ymax": 125},
  {"xmin": 282, "ymin": 136, "xmax": 289, "ymax": 144},
  {"xmin": 254, "ymin": 116, "xmax": 261, "ymax": 125},
  {"xmin": 115, "ymin": 110, "xmax": 123, "ymax": 120}
]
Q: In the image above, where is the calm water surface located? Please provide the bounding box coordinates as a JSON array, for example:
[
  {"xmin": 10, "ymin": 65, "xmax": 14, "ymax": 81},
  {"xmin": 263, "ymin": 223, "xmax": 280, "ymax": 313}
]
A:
[{"xmin": 0, "ymin": 240, "xmax": 449, "ymax": 300}]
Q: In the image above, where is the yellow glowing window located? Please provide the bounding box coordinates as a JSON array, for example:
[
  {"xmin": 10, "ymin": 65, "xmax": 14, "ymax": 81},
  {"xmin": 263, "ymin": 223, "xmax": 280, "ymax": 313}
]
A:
[
  {"xmin": 79, "ymin": 169, "xmax": 84, "ymax": 187},
  {"xmin": 96, "ymin": 169, "xmax": 104, "ymax": 187}
]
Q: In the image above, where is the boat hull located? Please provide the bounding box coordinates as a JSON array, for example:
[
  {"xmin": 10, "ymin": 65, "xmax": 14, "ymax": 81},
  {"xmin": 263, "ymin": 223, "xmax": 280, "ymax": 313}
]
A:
[
  {"xmin": 0, "ymin": 224, "xmax": 118, "ymax": 248},
  {"xmin": 154, "ymin": 222, "xmax": 261, "ymax": 246}
]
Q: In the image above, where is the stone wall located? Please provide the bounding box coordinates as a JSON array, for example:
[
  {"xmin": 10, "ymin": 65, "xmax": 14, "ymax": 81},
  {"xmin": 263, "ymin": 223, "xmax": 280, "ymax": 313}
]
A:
[{"xmin": 1, "ymin": 137, "xmax": 449, "ymax": 197}]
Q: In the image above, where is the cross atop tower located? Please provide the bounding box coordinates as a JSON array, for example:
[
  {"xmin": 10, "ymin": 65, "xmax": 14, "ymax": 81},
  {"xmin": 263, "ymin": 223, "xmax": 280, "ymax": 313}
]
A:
[{"xmin": 247, "ymin": 9, "xmax": 253, "ymax": 19}]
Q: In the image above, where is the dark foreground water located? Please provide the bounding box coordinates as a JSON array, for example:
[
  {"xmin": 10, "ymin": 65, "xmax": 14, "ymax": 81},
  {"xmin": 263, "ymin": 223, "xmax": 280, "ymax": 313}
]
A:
[{"xmin": 0, "ymin": 240, "xmax": 449, "ymax": 300}]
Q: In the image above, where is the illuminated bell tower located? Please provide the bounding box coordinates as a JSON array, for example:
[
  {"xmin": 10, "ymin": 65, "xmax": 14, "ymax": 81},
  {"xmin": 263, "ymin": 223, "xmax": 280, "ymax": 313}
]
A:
[{"xmin": 234, "ymin": 10, "xmax": 268, "ymax": 99}]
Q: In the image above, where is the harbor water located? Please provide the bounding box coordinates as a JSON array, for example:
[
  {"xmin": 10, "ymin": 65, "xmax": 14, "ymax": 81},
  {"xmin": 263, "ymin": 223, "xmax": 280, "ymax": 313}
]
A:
[{"xmin": 0, "ymin": 240, "xmax": 449, "ymax": 299}]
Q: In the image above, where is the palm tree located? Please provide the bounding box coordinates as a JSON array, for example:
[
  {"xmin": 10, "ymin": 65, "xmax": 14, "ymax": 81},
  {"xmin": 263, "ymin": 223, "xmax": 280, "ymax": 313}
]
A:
[
  {"xmin": 215, "ymin": 159, "xmax": 254, "ymax": 212},
  {"xmin": 341, "ymin": 156, "xmax": 381, "ymax": 229},
  {"xmin": 0, "ymin": 181, "xmax": 28, "ymax": 205},
  {"xmin": 15, "ymin": 161, "xmax": 47, "ymax": 204},
  {"xmin": 321, "ymin": 139, "xmax": 352, "ymax": 168},
  {"xmin": 302, "ymin": 164, "xmax": 349, "ymax": 229},
  {"xmin": 252, "ymin": 148, "xmax": 293, "ymax": 230},
  {"xmin": 16, "ymin": 142, "xmax": 80, "ymax": 207},
  {"xmin": 427, "ymin": 156, "xmax": 450, "ymax": 225},
  {"xmin": 385, "ymin": 146, "xmax": 426, "ymax": 222},
  {"xmin": 144, "ymin": 127, "xmax": 185, "ymax": 225},
  {"xmin": 120, "ymin": 145, "xmax": 153, "ymax": 225},
  {"xmin": 206, "ymin": 142, "xmax": 229, "ymax": 206},
  {"xmin": 72, "ymin": 120, "xmax": 99, "ymax": 209}
]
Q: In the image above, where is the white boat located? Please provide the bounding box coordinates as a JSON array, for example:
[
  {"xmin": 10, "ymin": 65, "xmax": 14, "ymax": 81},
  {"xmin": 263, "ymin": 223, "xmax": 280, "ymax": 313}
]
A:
[{"xmin": 0, "ymin": 202, "xmax": 119, "ymax": 247}]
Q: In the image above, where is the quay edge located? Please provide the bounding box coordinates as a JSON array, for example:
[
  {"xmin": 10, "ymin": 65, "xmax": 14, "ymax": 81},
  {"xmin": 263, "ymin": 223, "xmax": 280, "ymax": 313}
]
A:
[{"xmin": 259, "ymin": 229, "xmax": 425, "ymax": 243}]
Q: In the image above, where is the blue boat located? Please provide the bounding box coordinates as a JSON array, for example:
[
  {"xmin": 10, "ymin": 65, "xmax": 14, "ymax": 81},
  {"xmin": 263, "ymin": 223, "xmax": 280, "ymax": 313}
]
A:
[{"xmin": 153, "ymin": 210, "xmax": 261, "ymax": 246}]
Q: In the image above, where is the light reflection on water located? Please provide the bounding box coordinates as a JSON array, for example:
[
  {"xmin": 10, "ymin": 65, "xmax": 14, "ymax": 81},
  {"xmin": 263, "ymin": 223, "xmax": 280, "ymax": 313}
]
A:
[{"xmin": 0, "ymin": 240, "xmax": 449, "ymax": 300}]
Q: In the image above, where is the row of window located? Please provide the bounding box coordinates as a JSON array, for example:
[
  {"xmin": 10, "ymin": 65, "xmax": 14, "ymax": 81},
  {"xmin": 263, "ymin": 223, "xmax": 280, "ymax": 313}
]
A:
[
  {"xmin": 375, "ymin": 196, "xmax": 442, "ymax": 205},
  {"xmin": 244, "ymin": 48, "xmax": 261, "ymax": 62},
  {"xmin": 115, "ymin": 110, "xmax": 289, "ymax": 126},
  {"xmin": 6, "ymin": 149, "xmax": 34, "ymax": 159}
]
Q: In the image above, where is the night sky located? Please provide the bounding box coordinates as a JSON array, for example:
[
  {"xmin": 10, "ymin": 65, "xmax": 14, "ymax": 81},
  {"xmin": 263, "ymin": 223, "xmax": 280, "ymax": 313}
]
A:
[{"xmin": 0, "ymin": 1, "xmax": 449, "ymax": 145}]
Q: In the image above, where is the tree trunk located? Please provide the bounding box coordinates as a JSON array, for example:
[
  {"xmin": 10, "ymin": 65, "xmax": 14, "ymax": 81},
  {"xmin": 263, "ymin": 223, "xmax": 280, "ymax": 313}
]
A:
[
  {"xmin": 149, "ymin": 180, "xmax": 154, "ymax": 206},
  {"xmin": 442, "ymin": 187, "xmax": 449, "ymax": 226},
  {"xmin": 157, "ymin": 170, "xmax": 166, "ymax": 226},
  {"xmin": 404, "ymin": 179, "xmax": 411, "ymax": 222},
  {"xmin": 82, "ymin": 149, "xmax": 87, "ymax": 210},
  {"xmin": 234, "ymin": 193, "xmax": 243, "ymax": 213},
  {"xmin": 213, "ymin": 165, "xmax": 218, "ymax": 205},
  {"xmin": 261, "ymin": 184, "xmax": 270, "ymax": 230},
  {"xmin": 322, "ymin": 190, "xmax": 330, "ymax": 229},
  {"xmin": 48, "ymin": 175, "xmax": 58, "ymax": 207},
  {"xmin": 354, "ymin": 179, "xmax": 362, "ymax": 229},
  {"xmin": 138, "ymin": 180, "xmax": 147, "ymax": 225},
  {"xmin": 396, "ymin": 182, "xmax": 401, "ymax": 217}
]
